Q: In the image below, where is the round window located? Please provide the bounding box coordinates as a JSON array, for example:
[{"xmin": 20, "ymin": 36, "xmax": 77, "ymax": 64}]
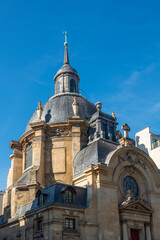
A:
[{"xmin": 123, "ymin": 176, "xmax": 138, "ymax": 197}]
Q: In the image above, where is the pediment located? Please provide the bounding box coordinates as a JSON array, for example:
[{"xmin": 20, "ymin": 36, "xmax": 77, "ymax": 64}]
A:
[{"xmin": 120, "ymin": 199, "xmax": 153, "ymax": 214}]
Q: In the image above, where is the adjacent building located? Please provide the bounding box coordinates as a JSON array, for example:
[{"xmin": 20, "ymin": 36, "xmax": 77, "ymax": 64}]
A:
[
  {"xmin": 0, "ymin": 37, "xmax": 160, "ymax": 240},
  {"xmin": 135, "ymin": 126, "xmax": 160, "ymax": 169}
]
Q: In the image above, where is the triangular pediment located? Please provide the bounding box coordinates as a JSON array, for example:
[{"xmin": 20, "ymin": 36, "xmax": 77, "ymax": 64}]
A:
[{"xmin": 120, "ymin": 199, "xmax": 153, "ymax": 214}]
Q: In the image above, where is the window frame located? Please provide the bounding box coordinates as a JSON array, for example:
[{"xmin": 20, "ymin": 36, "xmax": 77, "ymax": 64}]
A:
[
  {"xmin": 65, "ymin": 218, "xmax": 75, "ymax": 230},
  {"xmin": 37, "ymin": 219, "xmax": 42, "ymax": 231},
  {"xmin": 65, "ymin": 189, "xmax": 73, "ymax": 203},
  {"xmin": 25, "ymin": 143, "xmax": 33, "ymax": 170},
  {"xmin": 70, "ymin": 79, "xmax": 76, "ymax": 93}
]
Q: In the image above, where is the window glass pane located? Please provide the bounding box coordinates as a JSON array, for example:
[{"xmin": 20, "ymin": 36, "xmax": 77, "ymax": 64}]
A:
[
  {"xmin": 25, "ymin": 144, "xmax": 32, "ymax": 169},
  {"xmin": 37, "ymin": 220, "xmax": 42, "ymax": 231},
  {"xmin": 65, "ymin": 218, "xmax": 75, "ymax": 229},
  {"xmin": 70, "ymin": 79, "xmax": 76, "ymax": 93},
  {"xmin": 65, "ymin": 190, "xmax": 73, "ymax": 203},
  {"xmin": 65, "ymin": 219, "xmax": 69, "ymax": 228},
  {"xmin": 70, "ymin": 219, "xmax": 73, "ymax": 228},
  {"xmin": 38, "ymin": 194, "xmax": 43, "ymax": 206}
]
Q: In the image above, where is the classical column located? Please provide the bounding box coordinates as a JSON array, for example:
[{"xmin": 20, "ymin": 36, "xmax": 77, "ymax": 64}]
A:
[
  {"xmin": 145, "ymin": 222, "xmax": 152, "ymax": 240},
  {"xmin": 122, "ymin": 220, "xmax": 129, "ymax": 240}
]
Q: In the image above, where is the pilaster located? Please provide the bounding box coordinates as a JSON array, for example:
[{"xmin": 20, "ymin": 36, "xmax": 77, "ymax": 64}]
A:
[
  {"xmin": 30, "ymin": 121, "xmax": 47, "ymax": 187},
  {"xmin": 9, "ymin": 141, "xmax": 22, "ymax": 185}
]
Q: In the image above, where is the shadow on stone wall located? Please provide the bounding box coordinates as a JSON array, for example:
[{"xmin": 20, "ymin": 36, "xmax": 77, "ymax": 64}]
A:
[{"xmin": 136, "ymin": 136, "xmax": 149, "ymax": 155}]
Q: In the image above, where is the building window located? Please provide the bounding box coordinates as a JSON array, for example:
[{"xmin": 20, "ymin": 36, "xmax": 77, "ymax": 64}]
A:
[
  {"xmin": 65, "ymin": 190, "xmax": 73, "ymax": 203},
  {"xmin": 36, "ymin": 190, "xmax": 47, "ymax": 207},
  {"xmin": 70, "ymin": 79, "xmax": 76, "ymax": 93},
  {"xmin": 65, "ymin": 218, "xmax": 75, "ymax": 229},
  {"xmin": 37, "ymin": 219, "xmax": 42, "ymax": 231},
  {"xmin": 25, "ymin": 143, "xmax": 32, "ymax": 169},
  {"xmin": 123, "ymin": 176, "xmax": 138, "ymax": 197},
  {"xmin": 56, "ymin": 81, "xmax": 60, "ymax": 94},
  {"xmin": 38, "ymin": 193, "xmax": 43, "ymax": 206}
]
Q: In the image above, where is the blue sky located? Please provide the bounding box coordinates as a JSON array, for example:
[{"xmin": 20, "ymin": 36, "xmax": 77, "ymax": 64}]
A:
[{"xmin": 0, "ymin": 0, "xmax": 160, "ymax": 189}]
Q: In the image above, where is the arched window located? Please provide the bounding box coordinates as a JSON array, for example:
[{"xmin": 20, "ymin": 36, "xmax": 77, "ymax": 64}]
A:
[
  {"xmin": 25, "ymin": 143, "xmax": 32, "ymax": 169},
  {"xmin": 70, "ymin": 79, "xmax": 76, "ymax": 93},
  {"xmin": 65, "ymin": 190, "xmax": 73, "ymax": 203},
  {"xmin": 56, "ymin": 81, "xmax": 60, "ymax": 94}
]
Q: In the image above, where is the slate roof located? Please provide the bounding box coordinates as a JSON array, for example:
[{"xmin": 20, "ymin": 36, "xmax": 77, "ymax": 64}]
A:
[
  {"xmin": 0, "ymin": 183, "xmax": 87, "ymax": 224},
  {"xmin": 14, "ymin": 168, "xmax": 30, "ymax": 186},
  {"xmin": 89, "ymin": 109, "xmax": 116, "ymax": 123},
  {"xmin": 25, "ymin": 93, "xmax": 97, "ymax": 132},
  {"xmin": 74, "ymin": 139, "xmax": 119, "ymax": 176},
  {"xmin": 54, "ymin": 64, "xmax": 79, "ymax": 80},
  {"xmin": 30, "ymin": 182, "xmax": 87, "ymax": 211},
  {"xmin": 6, "ymin": 183, "xmax": 87, "ymax": 221}
]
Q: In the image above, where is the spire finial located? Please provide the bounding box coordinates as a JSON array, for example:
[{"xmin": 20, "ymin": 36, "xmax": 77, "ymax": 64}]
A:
[
  {"xmin": 63, "ymin": 31, "xmax": 69, "ymax": 64},
  {"xmin": 63, "ymin": 31, "xmax": 68, "ymax": 46}
]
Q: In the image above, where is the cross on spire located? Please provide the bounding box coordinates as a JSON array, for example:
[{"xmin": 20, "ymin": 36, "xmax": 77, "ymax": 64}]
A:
[{"xmin": 63, "ymin": 31, "xmax": 68, "ymax": 46}]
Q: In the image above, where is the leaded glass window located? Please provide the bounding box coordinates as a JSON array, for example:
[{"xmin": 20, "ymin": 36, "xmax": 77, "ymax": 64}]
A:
[
  {"xmin": 65, "ymin": 190, "xmax": 73, "ymax": 203},
  {"xmin": 25, "ymin": 143, "xmax": 32, "ymax": 169},
  {"xmin": 70, "ymin": 79, "xmax": 76, "ymax": 93},
  {"xmin": 123, "ymin": 176, "xmax": 138, "ymax": 197}
]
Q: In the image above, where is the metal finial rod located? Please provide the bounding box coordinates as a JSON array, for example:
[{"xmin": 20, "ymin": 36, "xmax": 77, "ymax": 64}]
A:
[{"xmin": 63, "ymin": 31, "xmax": 68, "ymax": 45}]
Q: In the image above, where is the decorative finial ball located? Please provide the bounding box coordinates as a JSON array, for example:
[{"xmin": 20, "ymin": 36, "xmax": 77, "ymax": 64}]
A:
[{"xmin": 95, "ymin": 102, "xmax": 102, "ymax": 111}]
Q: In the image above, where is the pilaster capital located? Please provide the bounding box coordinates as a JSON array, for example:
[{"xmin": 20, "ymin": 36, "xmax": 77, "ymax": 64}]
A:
[
  {"xmin": 145, "ymin": 222, "xmax": 151, "ymax": 227},
  {"xmin": 9, "ymin": 140, "xmax": 21, "ymax": 150},
  {"xmin": 121, "ymin": 219, "xmax": 128, "ymax": 224}
]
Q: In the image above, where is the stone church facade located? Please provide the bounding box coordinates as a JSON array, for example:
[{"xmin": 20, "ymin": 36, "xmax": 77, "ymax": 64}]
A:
[{"xmin": 0, "ymin": 37, "xmax": 160, "ymax": 240}]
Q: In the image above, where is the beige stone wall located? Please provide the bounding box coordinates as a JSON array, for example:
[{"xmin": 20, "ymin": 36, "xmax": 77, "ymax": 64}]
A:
[{"xmin": 25, "ymin": 206, "xmax": 85, "ymax": 240}]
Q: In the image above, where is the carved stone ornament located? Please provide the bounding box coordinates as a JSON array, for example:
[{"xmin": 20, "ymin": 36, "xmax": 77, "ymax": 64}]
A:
[
  {"xmin": 51, "ymin": 128, "xmax": 71, "ymax": 137},
  {"xmin": 124, "ymin": 166, "xmax": 135, "ymax": 175},
  {"xmin": 118, "ymin": 149, "xmax": 146, "ymax": 169},
  {"xmin": 121, "ymin": 190, "xmax": 150, "ymax": 208}
]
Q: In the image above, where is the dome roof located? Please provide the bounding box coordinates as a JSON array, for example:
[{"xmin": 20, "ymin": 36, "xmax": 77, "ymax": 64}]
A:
[
  {"xmin": 54, "ymin": 64, "xmax": 79, "ymax": 81},
  {"xmin": 25, "ymin": 93, "xmax": 97, "ymax": 132}
]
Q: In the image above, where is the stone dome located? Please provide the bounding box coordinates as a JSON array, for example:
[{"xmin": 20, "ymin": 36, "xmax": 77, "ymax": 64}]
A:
[{"xmin": 25, "ymin": 93, "xmax": 97, "ymax": 132}]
